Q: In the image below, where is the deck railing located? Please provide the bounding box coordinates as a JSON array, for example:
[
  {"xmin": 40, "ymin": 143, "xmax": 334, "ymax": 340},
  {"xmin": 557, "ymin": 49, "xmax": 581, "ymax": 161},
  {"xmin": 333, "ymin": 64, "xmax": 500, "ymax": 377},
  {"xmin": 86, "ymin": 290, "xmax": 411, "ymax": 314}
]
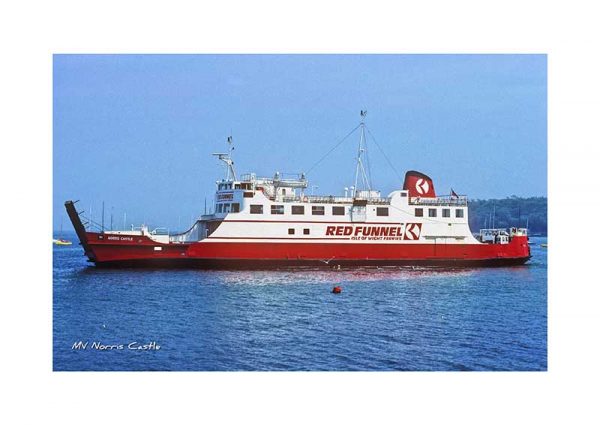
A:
[
  {"xmin": 279, "ymin": 195, "xmax": 391, "ymax": 205},
  {"xmin": 409, "ymin": 195, "xmax": 468, "ymax": 206},
  {"xmin": 151, "ymin": 227, "xmax": 170, "ymax": 235}
]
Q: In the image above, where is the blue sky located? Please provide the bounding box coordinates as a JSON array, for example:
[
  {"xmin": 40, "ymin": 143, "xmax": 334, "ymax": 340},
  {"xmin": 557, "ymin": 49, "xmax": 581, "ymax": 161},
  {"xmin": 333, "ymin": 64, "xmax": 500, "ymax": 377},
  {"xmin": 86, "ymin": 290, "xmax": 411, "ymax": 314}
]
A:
[{"xmin": 53, "ymin": 54, "xmax": 546, "ymax": 232}]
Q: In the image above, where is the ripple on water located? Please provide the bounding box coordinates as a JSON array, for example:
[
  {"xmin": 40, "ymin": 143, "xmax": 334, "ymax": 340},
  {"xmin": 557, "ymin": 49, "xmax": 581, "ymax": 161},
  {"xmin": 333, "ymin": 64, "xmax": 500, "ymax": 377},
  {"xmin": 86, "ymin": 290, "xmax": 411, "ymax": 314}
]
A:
[{"xmin": 53, "ymin": 237, "xmax": 547, "ymax": 371}]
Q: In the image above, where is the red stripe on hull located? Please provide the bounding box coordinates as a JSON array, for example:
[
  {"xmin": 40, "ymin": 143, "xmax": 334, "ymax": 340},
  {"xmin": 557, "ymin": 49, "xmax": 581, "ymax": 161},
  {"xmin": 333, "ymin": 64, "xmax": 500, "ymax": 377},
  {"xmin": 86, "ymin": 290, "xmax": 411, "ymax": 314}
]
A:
[{"xmin": 82, "ymin": 232, "xmax": 530, "ymax": 268}]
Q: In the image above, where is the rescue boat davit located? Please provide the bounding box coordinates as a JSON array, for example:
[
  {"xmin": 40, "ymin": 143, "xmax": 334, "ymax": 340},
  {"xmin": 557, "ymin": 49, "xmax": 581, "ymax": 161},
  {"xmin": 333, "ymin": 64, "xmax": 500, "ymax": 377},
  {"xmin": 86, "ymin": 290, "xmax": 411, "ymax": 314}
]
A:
[{"xmin": 65, "ymin": 112, "xmax": 531, "ymax": 268}]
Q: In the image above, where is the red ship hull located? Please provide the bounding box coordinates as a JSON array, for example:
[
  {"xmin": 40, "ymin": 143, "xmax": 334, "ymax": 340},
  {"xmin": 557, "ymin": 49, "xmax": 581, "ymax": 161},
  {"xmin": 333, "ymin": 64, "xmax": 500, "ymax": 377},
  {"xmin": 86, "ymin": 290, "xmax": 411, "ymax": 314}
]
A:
[{"xmin": 80, "ymin": 231, "xmax": 531, "ymax": 269}]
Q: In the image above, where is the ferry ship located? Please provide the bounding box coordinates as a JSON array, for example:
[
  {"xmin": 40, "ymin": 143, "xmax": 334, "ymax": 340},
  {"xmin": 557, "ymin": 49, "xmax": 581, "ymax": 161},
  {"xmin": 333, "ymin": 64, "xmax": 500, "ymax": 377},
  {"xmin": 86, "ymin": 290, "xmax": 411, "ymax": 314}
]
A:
[{"xmin": 65, "ymin": 112, "xmax": 531, "ymax": 268}]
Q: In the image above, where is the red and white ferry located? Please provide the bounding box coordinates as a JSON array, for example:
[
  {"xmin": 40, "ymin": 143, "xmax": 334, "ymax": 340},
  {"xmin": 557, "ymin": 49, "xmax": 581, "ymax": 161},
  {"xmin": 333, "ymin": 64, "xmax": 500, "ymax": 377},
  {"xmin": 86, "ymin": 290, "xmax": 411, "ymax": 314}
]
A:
[{"xmin": 65, "ymin": 113, "xmax": 531, "ymax": 268}]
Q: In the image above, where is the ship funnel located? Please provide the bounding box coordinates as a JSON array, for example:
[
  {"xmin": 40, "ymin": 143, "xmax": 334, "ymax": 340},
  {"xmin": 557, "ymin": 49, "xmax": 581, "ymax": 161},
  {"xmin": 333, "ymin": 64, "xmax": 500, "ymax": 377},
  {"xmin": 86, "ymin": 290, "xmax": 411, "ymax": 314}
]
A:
[{"xmin": 403, "ymin": 170, "xmax": 436, "ymax": 198}]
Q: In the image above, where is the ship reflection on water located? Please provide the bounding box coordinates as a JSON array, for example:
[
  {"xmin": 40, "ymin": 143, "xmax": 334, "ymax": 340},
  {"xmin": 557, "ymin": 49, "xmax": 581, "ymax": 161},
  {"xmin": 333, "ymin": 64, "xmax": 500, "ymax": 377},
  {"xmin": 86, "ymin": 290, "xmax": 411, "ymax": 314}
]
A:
[
  {"xmin": 203, "ymin": 260, "xmax": 538, "ymax": 286},
  {"xmin": 76, "ymin": 262, "xmax": 534, "ymax": 286},
  {"xmin": 212, "ymin": 266, "xmax": 480, "ymax": 286}
]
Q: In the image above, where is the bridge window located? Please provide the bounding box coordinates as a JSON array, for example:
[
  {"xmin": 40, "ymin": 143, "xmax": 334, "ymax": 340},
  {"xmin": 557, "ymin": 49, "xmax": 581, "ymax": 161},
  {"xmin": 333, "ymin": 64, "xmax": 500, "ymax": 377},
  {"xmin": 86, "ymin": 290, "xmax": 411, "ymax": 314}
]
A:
[
  {"xmin": 271, "ymin": 205, "xmax": 284, "ymax": 215},
  {"xmin": 456, "ymin": 209, "xmax": 464, "ymax": 218},
  {"xmin": 442, "ymin": 208, "xmax": 450, "ymax": 218},
  {"xmin": 292, "ymin": 205, "xmax": 305, "ymax": 215},
  {"xmin": 332, "ymin": 206, "xmax": 345, "ymax": 216},
  {"xmin": 376, "ymin": 207, "xmax": 389, "ymax": 216},
  {"xmin": 428, "ymin": 208, "xmax": 437, "ymax": 217},
  {"xmin": 231, "ymin": 203, "xmax": 240, "ymax": 213},
  {"xmin": 415, "ymin": 208, "xmax": 423, "ymax": 217},
  {"xmin": 223, "ymin": 204, "xmax": 231, "ymax": 213},
  {"xmin": 288, "ymin": 228, "xmax": 295, "ymax": 235},
  {"xmin": 217, "ymin": 204, "xmax": 223, "ymax": 213},
  {"xmin": 250, "ymin": 205, "xmax": 263, "ymax": 214},
  {"xmin": 312, "ymin": 206, "xmax": 325, "ymax": 215}
]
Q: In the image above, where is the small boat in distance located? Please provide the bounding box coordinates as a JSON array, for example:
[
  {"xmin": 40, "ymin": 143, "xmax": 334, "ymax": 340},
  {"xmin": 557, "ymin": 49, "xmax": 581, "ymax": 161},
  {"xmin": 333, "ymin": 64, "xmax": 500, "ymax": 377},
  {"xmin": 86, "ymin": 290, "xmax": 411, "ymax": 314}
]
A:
[
  {"xmin": 53, "ymin": 238, "xmax": 73, "ymax": 246},
  {"xmin": 54, "ymin": 217, "xmax": 72, "ymax": 246}
]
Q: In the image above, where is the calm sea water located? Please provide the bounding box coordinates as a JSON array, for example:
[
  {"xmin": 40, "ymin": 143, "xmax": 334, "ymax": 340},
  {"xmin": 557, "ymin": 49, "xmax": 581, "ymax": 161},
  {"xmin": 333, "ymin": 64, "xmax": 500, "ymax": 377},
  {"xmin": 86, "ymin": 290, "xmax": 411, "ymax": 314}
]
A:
[{"xmin": 53, "ymin": 232, "xmax": 547, "ymax": 371}]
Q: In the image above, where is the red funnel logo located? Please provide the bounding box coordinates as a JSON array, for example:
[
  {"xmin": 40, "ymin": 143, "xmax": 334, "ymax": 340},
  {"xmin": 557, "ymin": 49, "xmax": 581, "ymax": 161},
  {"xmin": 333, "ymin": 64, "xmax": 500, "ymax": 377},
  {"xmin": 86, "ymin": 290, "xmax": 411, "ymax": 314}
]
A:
[
  {"xmin": 415, "ymin": 178, "xmax": 429, "ymax": 195},
  {"xmin": 403, "ymin": 171, "xmax": 436, "ymax": 198},
  {"xmin": 403, "ymin": 223, "xmax": 422, "ymax": 240}
]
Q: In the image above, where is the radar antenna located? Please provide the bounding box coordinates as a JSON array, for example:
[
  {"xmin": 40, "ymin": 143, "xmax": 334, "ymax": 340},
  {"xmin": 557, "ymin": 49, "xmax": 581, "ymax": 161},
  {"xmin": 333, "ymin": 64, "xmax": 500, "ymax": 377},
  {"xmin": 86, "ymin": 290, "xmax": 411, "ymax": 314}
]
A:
[{"xmin": 212, "ymin": 136, "xmax": 237, "ymax": 181}]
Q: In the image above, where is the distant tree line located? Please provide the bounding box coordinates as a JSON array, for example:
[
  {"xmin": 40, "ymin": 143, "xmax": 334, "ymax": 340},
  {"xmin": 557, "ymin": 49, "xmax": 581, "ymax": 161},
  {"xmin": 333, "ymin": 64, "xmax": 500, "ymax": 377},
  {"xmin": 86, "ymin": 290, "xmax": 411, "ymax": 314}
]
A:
[{"xmin": 468, "ymin": 196, "xmax": 547, "ymax": 235}]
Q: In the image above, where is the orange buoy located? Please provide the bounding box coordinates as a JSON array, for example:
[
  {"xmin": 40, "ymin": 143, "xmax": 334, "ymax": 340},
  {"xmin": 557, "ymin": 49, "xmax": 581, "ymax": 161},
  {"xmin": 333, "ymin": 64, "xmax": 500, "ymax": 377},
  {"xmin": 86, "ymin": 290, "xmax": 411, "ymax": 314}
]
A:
[{"xmin": 332, "ymin": 285, "xmax": 342, "ymax": 294}]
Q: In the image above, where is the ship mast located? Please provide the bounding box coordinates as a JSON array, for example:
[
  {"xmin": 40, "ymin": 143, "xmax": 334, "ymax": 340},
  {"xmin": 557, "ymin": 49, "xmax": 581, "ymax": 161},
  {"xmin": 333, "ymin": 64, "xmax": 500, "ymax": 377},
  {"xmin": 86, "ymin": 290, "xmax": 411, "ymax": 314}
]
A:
[
  {"xmin": 212, "ymin": 136, "xmax": 237, "ymax": 181},
  {"xmin": 353, "ymin": 110, "xmax": 372, "ymax": 197}
]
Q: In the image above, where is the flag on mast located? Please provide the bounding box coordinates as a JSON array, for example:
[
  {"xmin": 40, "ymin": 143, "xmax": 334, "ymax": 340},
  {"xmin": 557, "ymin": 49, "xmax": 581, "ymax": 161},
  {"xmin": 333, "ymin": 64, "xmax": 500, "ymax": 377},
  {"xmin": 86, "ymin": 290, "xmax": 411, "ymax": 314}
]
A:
[{"xmin": 451, "ymin": 188, "xmax": 459, "ymax": 198}]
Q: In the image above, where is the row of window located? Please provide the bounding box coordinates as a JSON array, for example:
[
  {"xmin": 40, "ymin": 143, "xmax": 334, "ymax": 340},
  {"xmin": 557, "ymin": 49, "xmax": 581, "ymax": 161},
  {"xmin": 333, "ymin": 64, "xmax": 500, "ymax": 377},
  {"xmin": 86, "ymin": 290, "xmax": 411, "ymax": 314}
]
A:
[
  {"xmin": 250, "ymin": 205, "xmax": 390, "ymax": 216},
  {"xmin": 288, "ymin": 228, "xmax": 310, "ymax": 235},
  {"xmin": 217, "ymin": 182, "xmax": 253, "ymax": 191},
  {"xmin": 216, "ymin": 203, "xmax": 240, "ymax": 213},
  {"xmin": 415, "ymin": 208, "xmax": 464, "ymax": 218},
  {"xmin": 219, "ymin": 203, "xmax": 465, "ymax": 218},
  {"xmin": 251, "ymin": 204, "xmax": 327, "ymax": 215}
]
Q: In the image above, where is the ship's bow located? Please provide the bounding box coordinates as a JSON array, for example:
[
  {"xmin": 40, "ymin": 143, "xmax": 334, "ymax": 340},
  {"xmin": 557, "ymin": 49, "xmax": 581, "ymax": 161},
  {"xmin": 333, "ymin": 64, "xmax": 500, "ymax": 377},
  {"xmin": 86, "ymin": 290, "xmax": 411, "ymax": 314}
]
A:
[{"xmin": 64, "ymin": 200, "xmax": 96, "ymax": 261}]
